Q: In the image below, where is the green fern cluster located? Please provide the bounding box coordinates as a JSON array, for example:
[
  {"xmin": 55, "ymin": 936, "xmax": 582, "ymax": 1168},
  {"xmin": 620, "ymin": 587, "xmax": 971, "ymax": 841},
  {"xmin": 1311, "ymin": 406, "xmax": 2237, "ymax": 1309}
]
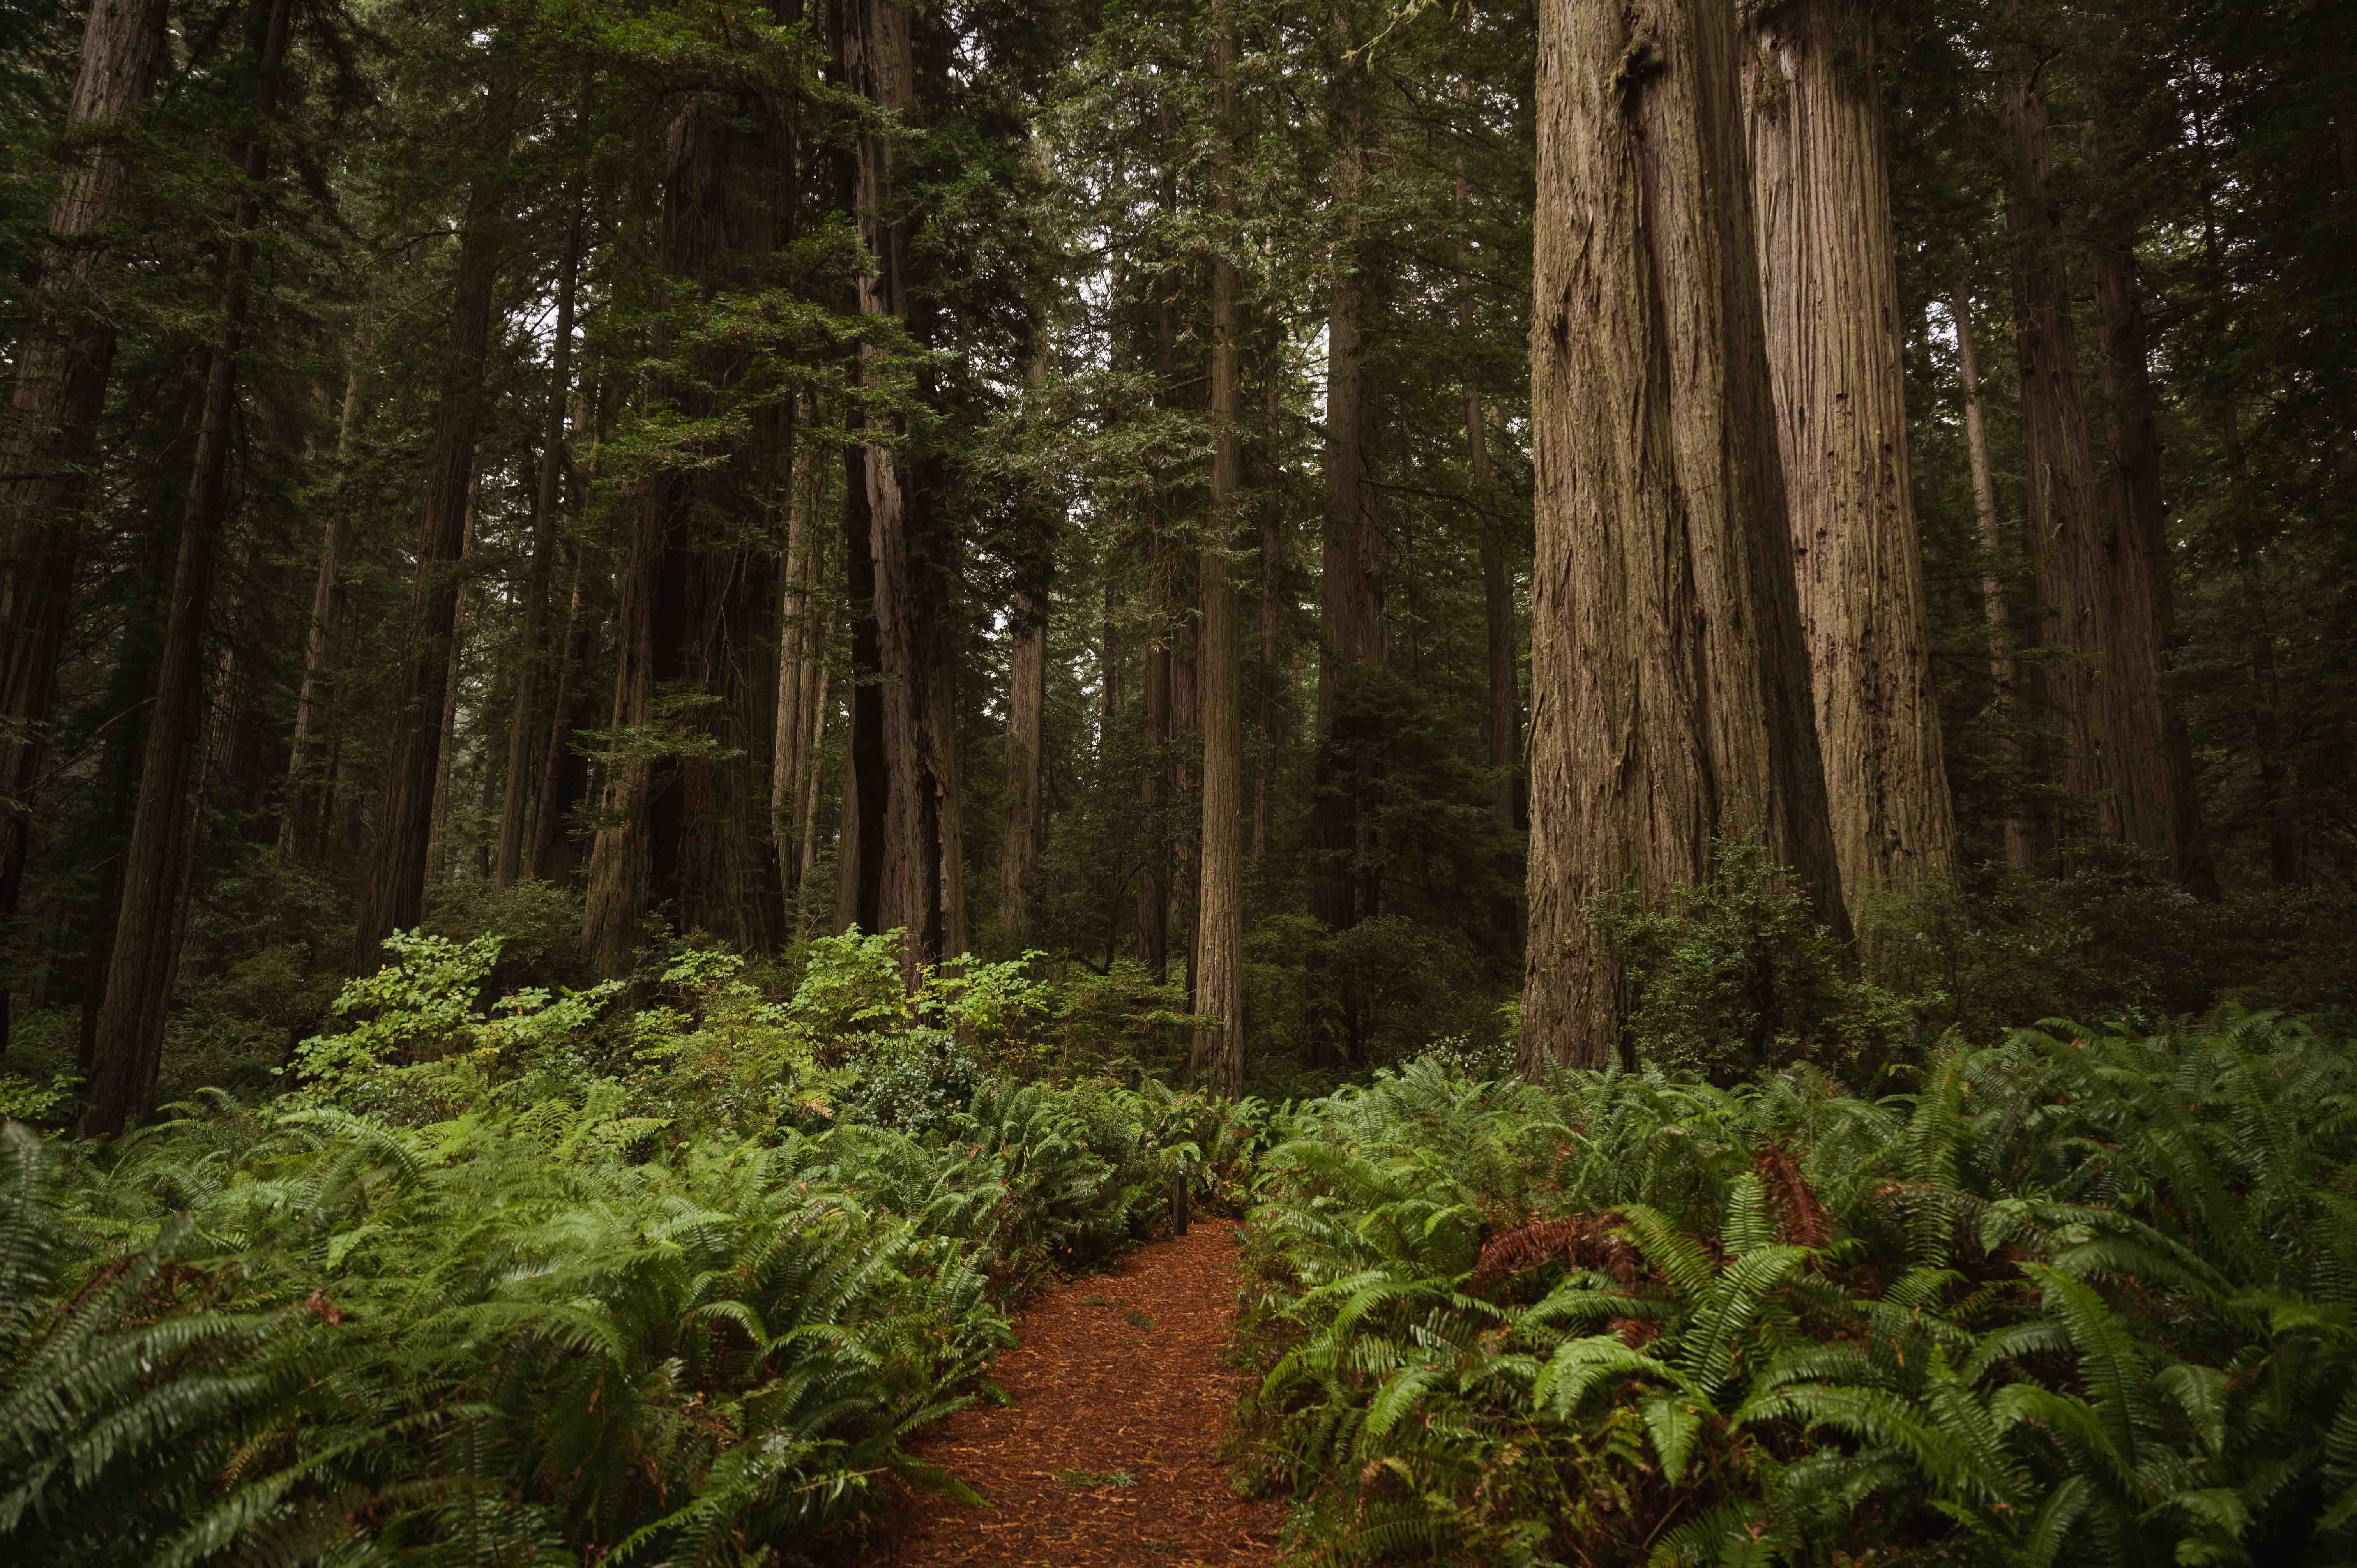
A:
[
  {"xmin": 1, "ymin": 941, "xmax": 1262, "ymax": 1564},
  {"xmin": 1237, "ymin": 1010, "xmax": 2357, "ymax": 1566}
]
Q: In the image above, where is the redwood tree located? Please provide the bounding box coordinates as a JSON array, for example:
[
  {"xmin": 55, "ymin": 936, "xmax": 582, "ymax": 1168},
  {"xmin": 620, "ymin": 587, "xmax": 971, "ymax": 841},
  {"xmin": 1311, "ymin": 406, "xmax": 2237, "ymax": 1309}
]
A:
[
  {"xmin": 1521, "ymin": 0, "xmax": 1846, "ymax": 1075},
  {"xmin": 1744, "ymin": 0, "xmax": 1956, "ymax": 924}
]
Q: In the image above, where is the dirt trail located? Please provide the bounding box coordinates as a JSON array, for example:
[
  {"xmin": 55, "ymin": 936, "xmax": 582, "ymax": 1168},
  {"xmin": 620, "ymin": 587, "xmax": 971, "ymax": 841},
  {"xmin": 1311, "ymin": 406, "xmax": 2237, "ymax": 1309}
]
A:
[{"xmin": 880, "ymin": 1221, "xmax": 1283, "ymax": 1568}]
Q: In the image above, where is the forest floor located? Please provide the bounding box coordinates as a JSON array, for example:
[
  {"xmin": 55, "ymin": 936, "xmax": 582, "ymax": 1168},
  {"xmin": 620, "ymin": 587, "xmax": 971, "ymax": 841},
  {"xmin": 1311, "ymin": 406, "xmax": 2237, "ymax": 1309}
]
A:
[{"xmin": 878, "ymin": 1220, "xmax": 1284, "ymax": 1568}]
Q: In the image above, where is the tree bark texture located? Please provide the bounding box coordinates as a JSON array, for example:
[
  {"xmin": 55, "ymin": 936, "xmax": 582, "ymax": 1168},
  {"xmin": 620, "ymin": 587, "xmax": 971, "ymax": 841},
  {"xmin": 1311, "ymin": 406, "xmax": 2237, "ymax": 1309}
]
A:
[
  {"xmin": 355, "ymin": 118, "xmax": 510, "ymax": 966},
  {"xmin": 1521, "ymin": 0, "xmax": 1847, "ymax": 1077},
  {"xmin": 495, "ymin": 197, "xmax": 584, "ymax": 889},
  {"xmin": 1193, "ymin": 4, "xmax": 1244, "ymax": 1100},
  {"xmin": 1951, "ymin": 283, "xmax": 2036, "ymax": 870},
  {"xmin": 1744, "ymin": 0, "xmax": 1954, "ymax": 923},
  {"xmin": 83, "ymin": 0, "xmax": 293, "ymax": 1137},
  {"xmin": 0, "ymin": 0, "xmax": 171, "ymax": 1047}
]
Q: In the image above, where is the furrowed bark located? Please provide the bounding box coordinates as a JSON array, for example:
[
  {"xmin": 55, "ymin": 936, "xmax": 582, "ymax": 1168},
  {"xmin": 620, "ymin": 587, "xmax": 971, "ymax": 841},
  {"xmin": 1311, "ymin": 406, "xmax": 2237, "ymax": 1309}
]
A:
[
  {"xmin": 1744, "ymin": 0, "xmax": 1955, "ymax": 932},
  {"xmin": 1521, "ymin": 0, "xmax": 1846, "ymax": 1076}
]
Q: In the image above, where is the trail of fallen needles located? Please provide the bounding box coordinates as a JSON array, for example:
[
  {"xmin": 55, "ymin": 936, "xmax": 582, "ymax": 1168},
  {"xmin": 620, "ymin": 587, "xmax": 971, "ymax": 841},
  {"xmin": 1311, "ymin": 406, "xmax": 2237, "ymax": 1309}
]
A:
[{"xmin": 880, "ymin": 1221, "xmax": 1283, "ymax": 1568}]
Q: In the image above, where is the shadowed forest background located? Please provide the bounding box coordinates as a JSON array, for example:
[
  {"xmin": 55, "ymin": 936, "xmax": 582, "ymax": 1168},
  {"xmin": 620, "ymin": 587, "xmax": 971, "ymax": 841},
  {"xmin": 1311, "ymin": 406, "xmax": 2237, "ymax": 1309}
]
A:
[{"xmin": 5, "ymin": 0, "xmax": 2357, "ymax": 1561}]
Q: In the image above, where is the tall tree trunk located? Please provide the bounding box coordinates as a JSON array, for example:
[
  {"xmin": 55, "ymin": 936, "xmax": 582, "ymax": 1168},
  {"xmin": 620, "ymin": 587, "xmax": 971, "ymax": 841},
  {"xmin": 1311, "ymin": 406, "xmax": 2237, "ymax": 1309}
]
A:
[
  {"xmin": 1521, "ymin": 0, "xmax": 1846, "ymax": 1076},
  {"xmin": 772, "ymin": 403, "xmax": 820, "ymax": 893},
  {"xmin": 1455, "ymin": 80, "xmax": 1514, "ymax": 833},
  {"xmin": 2087, "ymin": 183, "xmax": 2216, "ymax": 896},
  {"xmin": 845, "ymin": 0, "xmax": 959, "ymax": 978},
  {"xmin": 1951, "ymin": 283, "xmax": 2036, "ymax": 870},
  {"xmin": 425, "ymin": 473, "xmax": 480, "ymax": 887},
  {"xmin": 495, "ymin": 195, "xmax": 584, "ymax": 889},
  {"xmin": 0, "ymin": 0, "xmax": 171, "ymax": 1052},
  {"xmin": 279, "ymin": 360, "xmax": 365, "ymax": 860},
  {"xmin": 2005, "ymin": 65, "xmax": 2170, "ymax": 872},
  {"xmin": 582, "ymin": 76, "xmax": 790, "ymax": 972},
  {"xmin": 1135, "ymin": 546, "xmax": 1170, "ymax": 975},
  {"xmin": 1743, "ymin": 0, "xmax": 1954, "ymax": 930},
  {"xmin": 83, "ymin": 0, "xmax": 293, "ymax": 1137},
  {"xmin": 74, "ymin": 390, "xmax": 193, "ymax": 1074},
  {"xmin": 999, "ymin": 599, "xmax": 1046, "ymax": 935},
  {"xmin": 528, "ymin": 542, "xmax": 594, "ymax": 882},
  {"xmin": 355, "ymin": 125, "xmax": 509, "ymax": 968},
  {"xmin": 1314, "ymin": 26, "xmax": 1386, "ymax": 1061},
  {"xmin": 1254, "ymin": 379, "xmax": 1282, "ymax": 859},
  {"xmin": 1193, "ymin": 2, "xmax": 1244, "ymax": 1099}
]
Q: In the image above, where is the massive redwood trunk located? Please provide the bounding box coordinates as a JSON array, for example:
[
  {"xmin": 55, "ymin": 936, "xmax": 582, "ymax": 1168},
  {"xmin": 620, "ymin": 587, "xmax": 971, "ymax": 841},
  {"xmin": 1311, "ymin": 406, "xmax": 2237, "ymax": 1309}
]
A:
[
  {"xmin": 355, "ymin": 123, "xmax": 511, "ymax": 968},
  {"xmin": 1193, "ymin": 2, "xmax": 1244, "ymax": 1099},
  {"xmin": 1522, "ymin": 0, "xmax": 1846, "ymax": 1076},
  {"xmin": 0, "ymin": 0, "xmax": 171, "ymax": 1051},
  {"xmin": 1743, "ymin": 0, "xmax": 1954, "ymax": 926},
  {"xmin": 83, "ymin": 0, "xmax": 294, "ymax": 1137}
]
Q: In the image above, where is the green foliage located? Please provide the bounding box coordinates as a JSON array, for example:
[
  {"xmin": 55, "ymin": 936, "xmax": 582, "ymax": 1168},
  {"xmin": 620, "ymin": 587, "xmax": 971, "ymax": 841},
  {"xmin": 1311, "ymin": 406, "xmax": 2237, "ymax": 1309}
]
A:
[
  {"xmin": 1, "ymin": 923, "xmax": 1269, "ymax": 1565},
  {"xmin": 1237, "ymin": 1010, "xmax": 2357, "ymax": 1566},
  {"xmin": 1591, "ymin": 836, "xmax": 1920, "ymax": 1085}
]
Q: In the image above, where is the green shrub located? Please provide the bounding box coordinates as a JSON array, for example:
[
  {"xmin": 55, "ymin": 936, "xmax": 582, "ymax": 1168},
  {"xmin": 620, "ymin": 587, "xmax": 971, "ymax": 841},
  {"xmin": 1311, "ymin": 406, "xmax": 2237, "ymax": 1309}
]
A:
[{"xmin": 1590, "ymin": 835, "xmax": 1919, "ymax": 1085}]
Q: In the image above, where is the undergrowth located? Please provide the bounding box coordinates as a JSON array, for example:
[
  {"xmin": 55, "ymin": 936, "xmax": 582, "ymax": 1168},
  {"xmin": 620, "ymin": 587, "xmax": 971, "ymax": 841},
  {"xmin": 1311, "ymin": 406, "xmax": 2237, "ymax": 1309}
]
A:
[
  {"xmin": 1235, "ymin": 1011, "xmax": 2357, "ymax": 1566},
  {"xmin": 0, "ymin": 928, "xmax": 1265, "ymax": 1566}
]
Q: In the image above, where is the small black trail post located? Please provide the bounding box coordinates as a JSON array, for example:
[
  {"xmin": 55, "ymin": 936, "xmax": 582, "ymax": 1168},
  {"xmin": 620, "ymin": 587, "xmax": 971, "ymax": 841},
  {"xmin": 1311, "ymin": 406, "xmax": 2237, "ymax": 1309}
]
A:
[{"xmin": 1170, "ymin": 1160, "xmax": 1190, "ymax": 1236}]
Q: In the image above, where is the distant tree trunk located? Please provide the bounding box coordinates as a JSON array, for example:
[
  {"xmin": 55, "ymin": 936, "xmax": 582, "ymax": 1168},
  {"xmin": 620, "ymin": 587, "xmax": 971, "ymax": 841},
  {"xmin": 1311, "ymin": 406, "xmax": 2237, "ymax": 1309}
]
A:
[
  {"xmin": 582, "ymin": 79, "xmax": 789, "ymax": 973},
  {"xmin": 1456, "ymin": 81, "xmax": 1514, "ymax": 833},
  {"xmin": 1254, "ymin": 380, "xmax": 1283, "ymax": 859},
  {"xmin": 846, "ymin": 0, "xmax": 960, "ymax": 978},
  {"xmin": 1193, "ymin": 2, "xmax": 1244, "ymax": 1099},
  {"xmin": 279, "ymin": 361, "xmax": 365, "ymax": 861},
  {"xmin": 425, "ymin": 473, "xmax": 480, "ymax": 887},
  {"xmin": 1521, "ymin": 0, "xmax": 1846, "ymax": 1077},
  {"xmin": 0, "ymin": 0, "xmax": 171, "ymax": 1052},
  {"xmin": 1135, "ymin": 546, "xmax": 1170, "ymax": 976},
  {"xmin": 83, "ymin": 0, "xmax": 294, "ymax": 1138},
  {"xmin": 2087, "ymin": 187, "xmax": 2216, "ymax": 896},
  {"xmin": 528, "ymin": 542, "xmax": 597, "ymax": 883},
  {"xmin": 1744, "ymin": 0, "xmax": 1955, "ymax": 931},
  {"xmin": 495, "ymin": 196, "xmax": 584, "ymax": 890},
  {"xmin": 1951, "ymin": 283, "xmax": 2035, "ymax": 870},
  {"xmin": 772, "ymin": 406, "xmax": 820, "ymax": 894},
  {"xmin": 1315, "ymin": 29, "xmax": 1386, "ymax": 1059},
  {"xmin": 999, "ymin": 599, "xmax": 1046, "ymax": 934},
  {"xmin": 2005, "ymin": 66, "xmax": 2180, "ymax": 876},
  {"xmin": 834, "ymin": 431, "xmax": 887, "ymax": 936},
  {"xmin": 74, "ymin": 393, "xmax": 193, "ymax": 1074},
  {"xmin": 355, "ymin": 131, "xmax": 509, "ymax": 968}
]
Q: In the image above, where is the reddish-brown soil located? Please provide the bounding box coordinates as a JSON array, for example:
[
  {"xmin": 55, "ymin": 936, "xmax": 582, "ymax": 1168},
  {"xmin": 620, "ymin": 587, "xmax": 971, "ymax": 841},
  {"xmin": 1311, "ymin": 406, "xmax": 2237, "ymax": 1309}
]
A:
[{"xmin": 878, "ymin": 1222, "xmax": 1284, "ymax": 1568}]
